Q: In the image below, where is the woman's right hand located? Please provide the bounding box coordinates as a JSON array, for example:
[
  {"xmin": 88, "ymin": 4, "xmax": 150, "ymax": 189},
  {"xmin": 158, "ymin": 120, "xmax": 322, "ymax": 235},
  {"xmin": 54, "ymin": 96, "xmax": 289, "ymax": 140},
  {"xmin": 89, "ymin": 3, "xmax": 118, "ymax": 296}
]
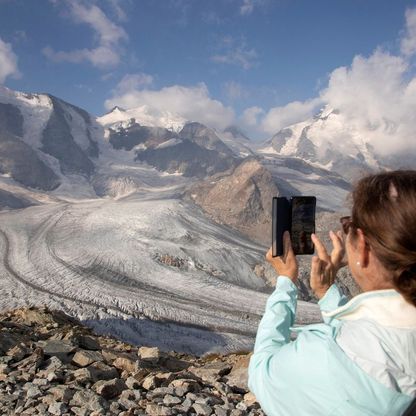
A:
[{"xmin": 310, "ymin": 231, "xmax": 346, "ymax": 299}]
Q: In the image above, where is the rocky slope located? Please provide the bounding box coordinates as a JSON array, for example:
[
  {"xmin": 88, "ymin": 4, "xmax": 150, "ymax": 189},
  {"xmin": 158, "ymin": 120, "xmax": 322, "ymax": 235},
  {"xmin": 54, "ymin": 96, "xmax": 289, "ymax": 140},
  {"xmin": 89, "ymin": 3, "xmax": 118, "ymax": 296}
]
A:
[
  {"xmin": 0, "ymin": 306, "xmax": 262, "ymax": 416},
  {"xmin": 188, "ymin": 159, "xmax": 278, "ymax": 246}
]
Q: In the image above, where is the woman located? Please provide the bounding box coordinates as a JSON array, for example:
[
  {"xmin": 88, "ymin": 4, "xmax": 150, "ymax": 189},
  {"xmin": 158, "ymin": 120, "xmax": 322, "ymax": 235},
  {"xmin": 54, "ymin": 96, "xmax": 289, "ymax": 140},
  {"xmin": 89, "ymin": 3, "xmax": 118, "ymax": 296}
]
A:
[{"xmin": 248, "ymin": 171, "xmax": 416, "ymax": 415}]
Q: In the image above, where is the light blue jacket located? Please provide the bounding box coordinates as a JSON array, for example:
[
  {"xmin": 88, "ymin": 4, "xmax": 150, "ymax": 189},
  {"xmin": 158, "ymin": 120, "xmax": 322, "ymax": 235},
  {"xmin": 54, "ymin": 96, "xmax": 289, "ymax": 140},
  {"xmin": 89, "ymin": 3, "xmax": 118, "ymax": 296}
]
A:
[{"xmin": 248, "ymin": 276, "xmax": 416, "ymax": 415}]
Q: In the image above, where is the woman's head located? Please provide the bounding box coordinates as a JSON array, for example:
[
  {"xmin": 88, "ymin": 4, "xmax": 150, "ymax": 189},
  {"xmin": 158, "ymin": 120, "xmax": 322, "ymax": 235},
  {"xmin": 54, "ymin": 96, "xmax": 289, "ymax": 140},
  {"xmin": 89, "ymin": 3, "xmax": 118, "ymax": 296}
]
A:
[{"xmin": 347, "ymin": 170, "xmax": 416, "ymax": 306}]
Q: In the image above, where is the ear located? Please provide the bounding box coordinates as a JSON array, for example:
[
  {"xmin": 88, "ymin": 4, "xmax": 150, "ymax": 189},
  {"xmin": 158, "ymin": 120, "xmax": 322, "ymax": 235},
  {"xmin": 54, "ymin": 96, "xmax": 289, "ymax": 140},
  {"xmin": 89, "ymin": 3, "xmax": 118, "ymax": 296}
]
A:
[{"xmin": 356, "ymin": 228, "xmax": 370, "ymax": 267}]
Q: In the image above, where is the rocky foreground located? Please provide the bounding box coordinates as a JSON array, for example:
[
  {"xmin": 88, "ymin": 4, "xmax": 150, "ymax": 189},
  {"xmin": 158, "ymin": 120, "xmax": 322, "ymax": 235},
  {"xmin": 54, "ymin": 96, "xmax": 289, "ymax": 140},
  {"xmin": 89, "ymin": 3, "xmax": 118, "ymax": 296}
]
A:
[{"xmin": 0, "ymin": 306, "xmax": 263, "ymax": 416}]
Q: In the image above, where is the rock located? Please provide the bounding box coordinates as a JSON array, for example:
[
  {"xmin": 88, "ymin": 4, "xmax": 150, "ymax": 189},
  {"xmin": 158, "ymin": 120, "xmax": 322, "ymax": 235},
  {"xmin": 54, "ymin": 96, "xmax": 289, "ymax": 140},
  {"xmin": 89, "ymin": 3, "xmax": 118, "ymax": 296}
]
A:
[
  {"xmin": 10, "ymin": 347, "xmax": 43, "ymax": 371},
  {"xmin": 26, "ymin": 385, "xmax": 42, "ymax": 399},
  {"xmin": 224, "ymin": 356, "xmax": 250, "ymax": 393},
  {"xmin": 118, "ymin": 396, "xmax": 138, "ymax": 410},
  {"xmin": 36, "ymin": 340, "xmax": 76, "ymax": 363},
  {"xmin": 163, "ymin": 394, "xmax": 182, "ymax": 406},
  {"xmin": 179, "ymin": 397, "xmax": 193, "ymax": 413},
  {"xmin": 195, "ymin": 394, "xmax": 223, "ymax": 406},
  {"xmin": 236, "ymin": 402, "xmax": 248, "ymax": 411},
  {"xmin": 73, "ymin": 367, "xmax": 92, "ymax": 383},
  {"xmin": 0, "ymin": 364, "xmax": 10, "ymax": 375},
  {"xmin": 68, "ymin": 334, "xmax": 101, "ymax": 350},
  {"xmin": 71, "ymin": 406, "xmax": 89, "ymax": 416},
  {"xmin": 214, "ymin": 406, "xmax": 229, "ymax": 416},
  {"xmin": 193, "ymin": 402, "xmax": 213, "ymax": 415},
  {"xmin": 112, "ymin": 356, "xmax": 140, "ymax": 373},
  {"xmin": 125, "ymin": 376, "xmax": 141, "ymax": 389},
  {"xmin": 156, "ymin": 372, "xmax": 175, "ymax": 385},
  {"xmin": 6, "ymin": 344, "xmax": 29, "ymax": 361},
  {"xmin": 230, "ymin": 410, "xmax": 245, "ymax": 416},
  {"xmin": 243, "ymin": 392, "xmax": 257, "ymax": 407},
  {"xmin": 145, "ymin": 403, "xmax": 173, "ymax": 415},
  {"xmin": 142, "ymin": 374, "xmax": 159, "ymax": 390},
  {"xmin": 188, "ymin": 362, "xmax": 232, "ymax": 384},
  {"xmin": 49, "ymin": 385, "xmax": 74, "ymax": 403},
  {"xmin": 48, "ymin": 401, "xmax": 68, "ymax": 415},
  {"xmin": 15, "ymin": 306, "xmax": 79, "ymax": 327},
  {"xmin": 89, "ymin": 361, "xmax": 119, "ymax": 381},
  {"xmin": 72, "ymin": 349, "xmax": 104, "ymax": 367},
  {"xmin": 70, "ymin": 389, "xmax": 109, "ymax": 412},
  {"xmin": 138, "ymin": 346, "xmax": 160, "ymax": 363},
  {"xmin": 169, "ymin": 378, "xmax": 201, "ymax": 396},
  {"xmin": 93, "ymin": 378, "xmax": 126, "ymax": 399}
]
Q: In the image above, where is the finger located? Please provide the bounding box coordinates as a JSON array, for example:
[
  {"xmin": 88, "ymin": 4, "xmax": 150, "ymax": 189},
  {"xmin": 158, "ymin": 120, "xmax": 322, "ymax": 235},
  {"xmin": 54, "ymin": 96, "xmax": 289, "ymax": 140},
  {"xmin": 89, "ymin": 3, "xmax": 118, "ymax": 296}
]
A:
[
  {"xmin": 266, "ymin": 247, "xmax": 273, "ymax": 262},
  {"xmin": 311, "ymin": 233, "xmax": 330, "ymax": 262},
  {"xmin": 311, "ymin": 256, "xmax": 321, "ymax": 278},
  {"xmin": 283, "ymin": 231, "xmax": 294, "ymax": 259},
  {"xmin": 329, "ymin": 230, "xmax": 344, "ymax": 260}
]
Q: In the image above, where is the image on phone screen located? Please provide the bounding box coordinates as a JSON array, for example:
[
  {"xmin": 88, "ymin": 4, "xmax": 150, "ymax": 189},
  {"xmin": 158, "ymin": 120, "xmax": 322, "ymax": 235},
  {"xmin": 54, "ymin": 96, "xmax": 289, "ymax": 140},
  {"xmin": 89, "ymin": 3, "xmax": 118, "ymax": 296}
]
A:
[{"xmin": 291, "ymin": 196, "xmax": 316, "ymax": 255}]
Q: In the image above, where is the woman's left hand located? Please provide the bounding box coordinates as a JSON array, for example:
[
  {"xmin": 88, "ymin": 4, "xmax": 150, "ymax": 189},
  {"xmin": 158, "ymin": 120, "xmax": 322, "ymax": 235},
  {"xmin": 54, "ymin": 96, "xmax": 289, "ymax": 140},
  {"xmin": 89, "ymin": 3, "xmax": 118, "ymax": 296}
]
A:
[{"xmin": 266, "ymin": 231, "xmax": 298, "ymax": 282}]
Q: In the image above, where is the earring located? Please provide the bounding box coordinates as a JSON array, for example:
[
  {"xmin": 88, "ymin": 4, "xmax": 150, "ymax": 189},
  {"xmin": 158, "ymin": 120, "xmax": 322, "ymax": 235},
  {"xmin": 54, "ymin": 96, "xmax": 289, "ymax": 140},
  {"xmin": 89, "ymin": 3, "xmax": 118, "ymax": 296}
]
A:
[{"xmin": 356, "ymin": 261, "xmax": 361, "ymax": 267}]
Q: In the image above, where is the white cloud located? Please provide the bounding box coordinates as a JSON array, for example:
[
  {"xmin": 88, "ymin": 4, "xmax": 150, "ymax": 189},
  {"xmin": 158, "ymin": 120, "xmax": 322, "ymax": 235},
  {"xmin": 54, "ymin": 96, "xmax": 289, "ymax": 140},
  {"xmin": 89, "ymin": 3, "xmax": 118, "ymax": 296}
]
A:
[
  {"xmin": 250, "ymin": 7, "xmax": 416, "ymax": 157},
  {"xmin": 260, "ymin": 98, "xmax": 322, "ymax": 134},
  {"xmin": 105, "ymin": 82, "xmax": 235, "ymax": 130},
  {"xmin": 241, "ymin": 106, "xmax": 264, "ymax": 127},
  {"xmin": 401, "ymin": 8, "xmax": 416, "ymax": 56},
  {"xmin": 43, "ymin": 1, "xmax": 128, "ymax": 69},
  {"xmin": 319, "ymin": 49, "xmax": 416, "ymax": 156},
  {"xmin": 0, "ymin": 37, "xmax": 20, "ymax": 83},
  {"xmin": 114, "ymin": 73, "xmax": 154, "ymax": 94},
  {"xmin": 211, "ymin": 36, "xmax": 258, "ymax": 70}
]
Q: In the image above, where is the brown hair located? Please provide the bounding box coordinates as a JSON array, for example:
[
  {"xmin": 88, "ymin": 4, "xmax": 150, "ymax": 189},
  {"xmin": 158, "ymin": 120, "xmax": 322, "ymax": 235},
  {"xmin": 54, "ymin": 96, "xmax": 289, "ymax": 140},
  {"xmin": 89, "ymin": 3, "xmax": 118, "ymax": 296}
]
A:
[{"xmin": 351, "ymin": 170, "xmax": 416, "ymax": 306}]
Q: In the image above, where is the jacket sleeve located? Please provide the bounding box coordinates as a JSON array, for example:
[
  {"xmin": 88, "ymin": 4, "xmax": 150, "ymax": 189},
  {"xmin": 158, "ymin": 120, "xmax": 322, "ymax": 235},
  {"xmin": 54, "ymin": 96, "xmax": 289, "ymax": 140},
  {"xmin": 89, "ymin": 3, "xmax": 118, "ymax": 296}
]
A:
[
  {"xmin": 318, "ymin": 284, "xmax": 349, "ymax": 324},
  {"xmin": 248, "ymin": 275, "xmax": 297, "ymax": 397}
]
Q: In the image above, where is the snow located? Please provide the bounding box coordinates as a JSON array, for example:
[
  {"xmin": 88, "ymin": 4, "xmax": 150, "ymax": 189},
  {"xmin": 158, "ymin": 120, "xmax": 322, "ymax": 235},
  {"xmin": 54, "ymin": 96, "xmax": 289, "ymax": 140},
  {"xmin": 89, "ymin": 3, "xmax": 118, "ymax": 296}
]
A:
[
  {"xmin": 97, "ymin": 104, "xmax": 187, "ymax": 133},
  {"xmin": 0, "ymin": 86, "xmax": 53, "ymax": 149},
  {"xmin": 0, "ymin": 194, "xmax": 321, "ymax": 354}
]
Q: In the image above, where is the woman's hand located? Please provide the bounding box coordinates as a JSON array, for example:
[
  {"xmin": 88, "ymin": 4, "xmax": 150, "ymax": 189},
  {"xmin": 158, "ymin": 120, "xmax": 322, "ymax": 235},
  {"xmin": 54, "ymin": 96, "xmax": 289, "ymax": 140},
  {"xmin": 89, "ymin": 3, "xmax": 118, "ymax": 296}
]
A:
[
  {"xmin": 266, "ymin": 231, "xmax": 298, "ymax": 283},
  {"xmin": 310, "ymin": 231, "xmax": 346, "ymax": 299}
]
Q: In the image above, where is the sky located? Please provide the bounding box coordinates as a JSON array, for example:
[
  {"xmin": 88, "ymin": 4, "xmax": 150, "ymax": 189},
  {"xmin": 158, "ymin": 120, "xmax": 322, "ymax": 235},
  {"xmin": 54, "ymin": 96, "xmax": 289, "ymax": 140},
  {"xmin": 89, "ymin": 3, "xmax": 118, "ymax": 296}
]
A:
[{"xmin": 0, "ymin": 0, "xmax": 416, "ymax": 140}]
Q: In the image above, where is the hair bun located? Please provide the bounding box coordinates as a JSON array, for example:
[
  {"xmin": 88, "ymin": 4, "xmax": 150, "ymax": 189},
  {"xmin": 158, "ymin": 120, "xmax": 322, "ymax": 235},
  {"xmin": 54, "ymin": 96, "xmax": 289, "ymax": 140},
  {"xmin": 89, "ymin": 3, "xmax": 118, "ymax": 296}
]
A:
[{"xmin": 394, "ymin": 266, "xmax": 416, "ymax": 306}]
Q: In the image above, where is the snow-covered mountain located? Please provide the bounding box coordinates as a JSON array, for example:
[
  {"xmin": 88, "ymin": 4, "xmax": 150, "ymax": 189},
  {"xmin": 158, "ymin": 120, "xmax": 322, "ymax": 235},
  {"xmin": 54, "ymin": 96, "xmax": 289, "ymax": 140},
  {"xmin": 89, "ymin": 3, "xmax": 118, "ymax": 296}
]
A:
[
  {"xmin": 0, "ymin": 86, "xmax": 362, "ymax": 353},
  {"xmin": 257, "ymin": 106, "xmax": 386, "ymax": 181}
]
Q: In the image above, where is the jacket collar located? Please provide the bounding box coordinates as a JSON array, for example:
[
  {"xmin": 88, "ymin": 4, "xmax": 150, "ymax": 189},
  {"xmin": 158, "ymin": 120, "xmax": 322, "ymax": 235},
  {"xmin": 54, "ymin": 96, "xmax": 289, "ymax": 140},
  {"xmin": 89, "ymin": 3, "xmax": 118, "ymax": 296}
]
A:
[{"xmin": 322, "ymin": 289, "xmax": 416, "ymax": 329}]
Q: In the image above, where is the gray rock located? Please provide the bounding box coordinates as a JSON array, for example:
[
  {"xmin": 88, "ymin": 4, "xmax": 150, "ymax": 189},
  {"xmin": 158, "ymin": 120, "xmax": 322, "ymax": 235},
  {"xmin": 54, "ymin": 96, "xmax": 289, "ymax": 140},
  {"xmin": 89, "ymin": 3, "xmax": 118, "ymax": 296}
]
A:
[
  {"xmin": 230, "ymin": 410, "xmax": 246, "ymax": 416},
  {"xmin": 26, "ymin": 385, "xmax": 42, "ymax": 399},
  {"xmin": 118, "ymin": 396, "xmax": 138, "ymax": 410},
  {"xmin": 48, "ymin": 401, "xmax": 68, "ymax": 415},
  {"xmin": 138, "ymin": 346, "xmax": 160, "ymax": 363},
  {"xmin": 142, "ymin": 374, "xmax": 160, "ymax": 390},
  {"xmin": 92, "ymin": 378, "xmax": 126, "ymax": 399},
  {"xmin": 70, "ymin": 389, "xmax": 108, "ymax": 412},
  {"xmin": 145, "ymin": 403, "xmax": 174, "ymax": 415},
  {"xmin": 112, "ymin": 356, "xmax": 140, "ymax": 373},
  {"xmin": 125, "ymin": 375, "xmax": 141, "ymax": 389},
  {"xmin": 148, "ymin": 386, "xmax": 175, "ymax": 398},
  {"xmin": 36, "ymin": 340, "xmax": 76, "ymax": 363},
  {"xmin": 193, "ymin": 402, "xmax": 213, "ymax": 415},
  {"xmin": 169, "ymin": 378, "xmax": 201, "ymax": 396},
  {"xmin": 179, "ymin": 397, "xmax": 193, "ymax": 413},
  {"xmin": 214, "ymin": 406, "xmax": 229, "ymax": 416},
  {"xmin": 163, "ymin": 394, "xmax": 182, "ymax": 406},
  {"xmin": 72, "ymin": 350, "xmax": 104, "ymax": 367},
  {"xmin": 49, "ymin": 385, "xmax": 74, "ymax": 403}
]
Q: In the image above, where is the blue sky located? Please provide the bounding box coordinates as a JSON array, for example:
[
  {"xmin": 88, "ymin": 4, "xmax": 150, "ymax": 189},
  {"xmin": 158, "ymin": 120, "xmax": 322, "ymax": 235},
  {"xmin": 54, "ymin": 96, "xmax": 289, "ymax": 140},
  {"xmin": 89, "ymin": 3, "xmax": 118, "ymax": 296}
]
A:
[{"xmin": 0, "ymin": 0, "xmax": 416, "ymax": 139}]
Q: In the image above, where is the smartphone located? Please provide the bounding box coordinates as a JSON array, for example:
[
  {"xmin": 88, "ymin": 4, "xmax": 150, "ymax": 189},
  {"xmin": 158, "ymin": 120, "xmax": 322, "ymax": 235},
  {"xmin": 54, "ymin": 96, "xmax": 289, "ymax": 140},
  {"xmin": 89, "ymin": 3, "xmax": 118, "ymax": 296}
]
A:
[{"xmin": 272, "ymin": 196, "xmax": 316, "ymax": 256}]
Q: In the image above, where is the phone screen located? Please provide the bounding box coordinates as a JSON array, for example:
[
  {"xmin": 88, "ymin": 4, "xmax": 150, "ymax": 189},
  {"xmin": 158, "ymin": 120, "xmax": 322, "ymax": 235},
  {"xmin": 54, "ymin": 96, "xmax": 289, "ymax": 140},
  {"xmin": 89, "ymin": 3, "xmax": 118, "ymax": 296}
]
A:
[
  {"xmin": 272, "ymin": 197, "xmax": 290, "ymax": 257},
  {"xmin": 291, "ymin": 196, "xmax": 316, "ymax": 255}
]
